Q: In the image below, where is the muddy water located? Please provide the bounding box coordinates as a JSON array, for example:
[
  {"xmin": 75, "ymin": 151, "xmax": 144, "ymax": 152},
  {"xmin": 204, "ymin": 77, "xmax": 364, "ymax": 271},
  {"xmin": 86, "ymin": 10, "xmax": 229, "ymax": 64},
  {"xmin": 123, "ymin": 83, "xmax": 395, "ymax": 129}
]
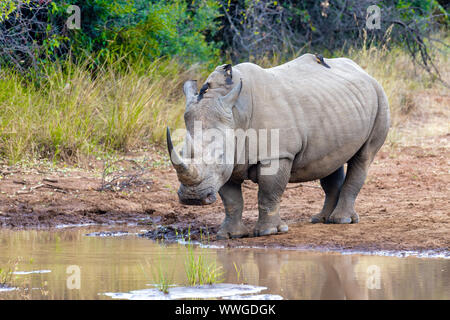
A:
[{"xmin": 0, "ymin": 226, "xmax": 448, "ymax": 300}]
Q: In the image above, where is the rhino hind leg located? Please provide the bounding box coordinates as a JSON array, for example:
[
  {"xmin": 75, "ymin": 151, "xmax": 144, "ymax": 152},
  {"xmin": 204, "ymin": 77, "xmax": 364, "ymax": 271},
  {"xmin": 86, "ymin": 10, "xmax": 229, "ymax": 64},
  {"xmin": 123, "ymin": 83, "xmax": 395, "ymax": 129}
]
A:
[
  {"xmin": 311, "ymin": 166, "xmax": 345, "ymax": 223},
  {"xmin": 217, "ymin": 180, "xmax": 249, "ymax": 240},
  {"xmin": 328, "ymin": 132, "xmax": 387, "ymax": 224},
  {"xmin": 328, "ymin": 101, "xmax": 389, "ymax": 224},
  {"xmin": 326, "ymin": 153, "xmax": 370, "ymax": 224},
  {"xmin": 254, "ymin": 159, "xmax": 291, "ymax": 237}
]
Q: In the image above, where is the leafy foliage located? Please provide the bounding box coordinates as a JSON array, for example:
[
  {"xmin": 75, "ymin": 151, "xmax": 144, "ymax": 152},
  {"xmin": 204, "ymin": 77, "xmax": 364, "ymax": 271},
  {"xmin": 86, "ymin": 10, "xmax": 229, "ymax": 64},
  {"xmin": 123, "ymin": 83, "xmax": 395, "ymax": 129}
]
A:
[
  {"xmin": 0, "ymin": 0, "xmax": 67, "ymax": 72},
  {"xmin": 0, "ymin": 0, "xmax": 446, "ymax": 73},
  {"xmin": 0, "ymin": 0, "xmax": 222, "ymax": 71},
  {"xmin": 107, "ymin": 0, "xmax": 222, "ymax": 66},
  {"xmin": 219, "ymin": 0, "xmax": 447, "ymax": 74}
]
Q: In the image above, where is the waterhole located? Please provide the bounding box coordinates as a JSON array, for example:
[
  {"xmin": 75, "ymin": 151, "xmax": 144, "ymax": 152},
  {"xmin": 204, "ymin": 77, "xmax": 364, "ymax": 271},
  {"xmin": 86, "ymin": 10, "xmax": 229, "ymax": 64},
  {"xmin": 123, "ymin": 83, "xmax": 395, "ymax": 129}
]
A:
[{"xmin": 0, "ymin": 226, "xmax": 448, "ymax": 299}]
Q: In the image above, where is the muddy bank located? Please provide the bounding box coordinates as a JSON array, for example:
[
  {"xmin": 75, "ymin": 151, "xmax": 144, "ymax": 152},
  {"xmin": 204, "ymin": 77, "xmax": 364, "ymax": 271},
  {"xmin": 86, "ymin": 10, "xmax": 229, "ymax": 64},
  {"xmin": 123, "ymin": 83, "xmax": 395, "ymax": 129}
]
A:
[{"xmin": 1, "ymin": 141, "xmax": 449, "ymax": 255}]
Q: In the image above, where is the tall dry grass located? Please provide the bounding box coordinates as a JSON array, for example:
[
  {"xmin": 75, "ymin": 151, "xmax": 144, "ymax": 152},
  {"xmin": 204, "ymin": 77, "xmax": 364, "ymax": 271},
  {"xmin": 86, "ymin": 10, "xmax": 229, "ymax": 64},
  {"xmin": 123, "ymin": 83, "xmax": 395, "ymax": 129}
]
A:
[
  {"xmin": 0, "ymin": 58, "xmax": 204, "ymax": 163},
  {"xmin": 346, "ymin": 31, "xmax": 449, "ymax": 147},
  {"xmin": 257, "ymin": 31, "xmax": 448, "ymax": 148},
  {"xmin": 0, "ymin": 35, "xmax": 447, "ymax": 164}
]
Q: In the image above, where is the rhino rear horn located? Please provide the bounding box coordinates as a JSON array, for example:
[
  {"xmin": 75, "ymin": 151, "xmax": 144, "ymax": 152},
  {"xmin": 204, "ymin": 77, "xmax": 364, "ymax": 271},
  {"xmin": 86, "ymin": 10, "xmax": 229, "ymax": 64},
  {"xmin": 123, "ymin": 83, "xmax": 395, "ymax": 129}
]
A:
[
  {"xmin": 183, "ymin": 80, "xmax": 198, "ymax": 102},
  {"xmin": 219, "ymin": 78, "xmax": 242, "ymax": 107}
]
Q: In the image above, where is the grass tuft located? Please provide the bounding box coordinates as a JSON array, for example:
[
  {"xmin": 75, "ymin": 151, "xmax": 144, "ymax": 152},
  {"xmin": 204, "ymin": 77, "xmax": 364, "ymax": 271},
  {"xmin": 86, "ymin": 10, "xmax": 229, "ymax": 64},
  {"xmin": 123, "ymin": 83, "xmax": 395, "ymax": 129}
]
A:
[
  {"xmin": 142, "ymin": 258, "xmax": 174, "ymax": 295},
  {"xmin": 184, "ymin": 229, "xmax": 223, "ymax": 286},
  {"xmin": 0, "ymin": 258, "xmax": 19, "ymax": 288}
]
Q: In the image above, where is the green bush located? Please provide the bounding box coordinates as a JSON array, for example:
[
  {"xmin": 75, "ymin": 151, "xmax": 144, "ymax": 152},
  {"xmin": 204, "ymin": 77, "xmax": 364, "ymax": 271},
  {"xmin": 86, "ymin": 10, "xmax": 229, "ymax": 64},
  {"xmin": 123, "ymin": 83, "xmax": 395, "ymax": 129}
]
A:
[
  {"xmin": 0, "ymin": 0, "xmax": 222, "ymax": 71},
  {"xmin": 109, "ymin": 0, "xmax": 222, "ymax": 66},
  {"xmin": 52, "ymin": 0, "xmax": 222, "ymax": 67}
]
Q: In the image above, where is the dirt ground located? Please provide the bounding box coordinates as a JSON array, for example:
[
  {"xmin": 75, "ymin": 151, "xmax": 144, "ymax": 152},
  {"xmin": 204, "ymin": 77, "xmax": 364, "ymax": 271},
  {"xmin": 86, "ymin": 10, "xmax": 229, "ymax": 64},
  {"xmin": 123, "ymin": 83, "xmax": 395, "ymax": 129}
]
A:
[{"xmin": 0, "ymin": 91, "xmax": 449, "ymax": 254}]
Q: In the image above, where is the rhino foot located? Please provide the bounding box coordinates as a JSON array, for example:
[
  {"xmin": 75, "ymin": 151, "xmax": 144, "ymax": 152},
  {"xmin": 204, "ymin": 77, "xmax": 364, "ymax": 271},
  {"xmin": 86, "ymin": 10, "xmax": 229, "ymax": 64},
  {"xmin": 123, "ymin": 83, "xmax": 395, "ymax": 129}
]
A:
[
  {"xmin": 327, "ymin": 210, "xmax": 359, "ymax": 224},
  {"xmin": 311, "ymin": 212, "xmax": 330, "ymax": 224},
  {"xmin": 253, "ymin": 219, "xmax": 288, "ymax": 237},
  {"xmin": 216, "ymin": 221, "xmax": 249, "ymax": 240}
]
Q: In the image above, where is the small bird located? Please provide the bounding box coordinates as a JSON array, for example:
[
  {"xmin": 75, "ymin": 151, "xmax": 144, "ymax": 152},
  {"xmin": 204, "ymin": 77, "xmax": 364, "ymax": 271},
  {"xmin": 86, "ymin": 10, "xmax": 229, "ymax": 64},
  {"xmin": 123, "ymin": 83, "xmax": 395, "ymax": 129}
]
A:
[
  {"xmin": 315, "ymin": 53, "xmax": 331, "ymax": 68},
  {"xmin": 197, "ymin": 82, "xmax": 210, "ymax": 101}
]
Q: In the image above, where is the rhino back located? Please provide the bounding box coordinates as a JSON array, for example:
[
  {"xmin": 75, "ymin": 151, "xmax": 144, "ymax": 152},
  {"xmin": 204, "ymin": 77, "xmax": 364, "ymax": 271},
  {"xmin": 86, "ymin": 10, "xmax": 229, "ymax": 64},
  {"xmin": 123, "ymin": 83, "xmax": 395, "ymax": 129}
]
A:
[{"xmin": 234, "ymin": 54, "xmax": 383, "ymax": 181}]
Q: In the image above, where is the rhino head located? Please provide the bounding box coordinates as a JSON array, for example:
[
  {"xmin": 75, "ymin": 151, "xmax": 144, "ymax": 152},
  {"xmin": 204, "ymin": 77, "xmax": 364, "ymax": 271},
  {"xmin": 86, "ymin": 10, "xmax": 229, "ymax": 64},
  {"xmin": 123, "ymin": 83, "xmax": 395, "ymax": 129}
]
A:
[{"xmin": 167, "ymin": 64, "xmax": 242, "ymax": 205}]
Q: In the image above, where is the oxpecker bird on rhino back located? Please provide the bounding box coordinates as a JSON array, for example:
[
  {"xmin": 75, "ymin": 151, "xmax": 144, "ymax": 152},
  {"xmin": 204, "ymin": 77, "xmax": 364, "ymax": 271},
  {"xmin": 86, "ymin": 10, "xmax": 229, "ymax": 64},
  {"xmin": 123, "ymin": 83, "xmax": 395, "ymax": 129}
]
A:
[{"xmin": 167, "ymin": 53, "xmax": 390, "ymax": 239}]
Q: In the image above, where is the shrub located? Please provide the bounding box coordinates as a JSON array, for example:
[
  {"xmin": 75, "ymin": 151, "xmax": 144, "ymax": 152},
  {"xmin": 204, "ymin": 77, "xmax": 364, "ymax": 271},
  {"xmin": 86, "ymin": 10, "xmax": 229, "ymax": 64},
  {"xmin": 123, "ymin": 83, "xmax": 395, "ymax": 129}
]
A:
[
  {"xmin": 219, "ymin": 0, "xmax": 447, "ymax": 76},
  {"xmin": 108, "ymin": 0, "xmax": 222, "ymax": 67},
  {"xmin": 0, "ymin": 0, "xmax": 68, "ymax": 72},
  {"xmin": 0, "ymin": 0, "xmax": 222, "ymax": 71}
]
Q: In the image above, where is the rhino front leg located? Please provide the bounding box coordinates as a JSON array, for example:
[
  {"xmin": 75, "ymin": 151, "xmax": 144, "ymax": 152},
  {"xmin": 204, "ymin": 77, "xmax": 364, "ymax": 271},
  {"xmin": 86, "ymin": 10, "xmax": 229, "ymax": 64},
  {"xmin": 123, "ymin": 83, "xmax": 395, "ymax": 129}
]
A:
[
  {"xmin": 254, "ymin": 159, "xmax": 291, "ymax": 237},
  {"xmin": 311, "ymin": 166, "xmax": 345, "ymax": 223},
  {"xmin": 217, "ymin": 180, "xmax": 249, "ymax": 240}
]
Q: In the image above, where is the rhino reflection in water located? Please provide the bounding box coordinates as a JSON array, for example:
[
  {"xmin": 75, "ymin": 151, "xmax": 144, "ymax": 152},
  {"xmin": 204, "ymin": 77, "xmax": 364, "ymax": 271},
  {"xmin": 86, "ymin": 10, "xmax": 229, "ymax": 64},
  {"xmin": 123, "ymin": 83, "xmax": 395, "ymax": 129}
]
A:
[
  {"xmin": 167, "ymin": 54, "xmax": 390, "ymax": 239},
  {"xmin": 216, "ymin": 250, "xmax": 369, "ymax": 300}
]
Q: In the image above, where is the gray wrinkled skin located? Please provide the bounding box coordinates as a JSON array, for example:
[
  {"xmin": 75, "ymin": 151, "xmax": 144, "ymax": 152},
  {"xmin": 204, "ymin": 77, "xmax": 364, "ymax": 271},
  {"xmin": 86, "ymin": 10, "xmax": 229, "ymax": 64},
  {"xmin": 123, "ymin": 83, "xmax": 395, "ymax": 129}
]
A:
[{"xmin": 168, "ymin": 54, "xmax": 390, "ymax": 239}]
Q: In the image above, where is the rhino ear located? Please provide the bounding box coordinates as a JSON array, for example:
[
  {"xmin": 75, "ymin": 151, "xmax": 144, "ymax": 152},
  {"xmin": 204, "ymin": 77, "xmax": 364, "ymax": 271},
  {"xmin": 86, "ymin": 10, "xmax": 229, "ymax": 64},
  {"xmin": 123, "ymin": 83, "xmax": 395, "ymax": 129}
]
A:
[
  {"xmin": 219, "ymin": 78, "xmax": 242, "ymax": 109},
  {"xmin": 183, "ymin": 80, "xmax": 198, "ymax": 101},
  {"xmin": 223, "ymin": 64, "xmax": 233, "ymax": 85}
]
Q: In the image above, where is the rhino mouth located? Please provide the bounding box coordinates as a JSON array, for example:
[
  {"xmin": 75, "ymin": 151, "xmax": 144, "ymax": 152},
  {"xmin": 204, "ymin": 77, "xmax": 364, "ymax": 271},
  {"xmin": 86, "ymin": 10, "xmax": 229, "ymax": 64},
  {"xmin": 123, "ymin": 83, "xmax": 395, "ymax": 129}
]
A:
[{"xmin": 178, "ymin": 191, "xmax": 217, "ymax": 206}]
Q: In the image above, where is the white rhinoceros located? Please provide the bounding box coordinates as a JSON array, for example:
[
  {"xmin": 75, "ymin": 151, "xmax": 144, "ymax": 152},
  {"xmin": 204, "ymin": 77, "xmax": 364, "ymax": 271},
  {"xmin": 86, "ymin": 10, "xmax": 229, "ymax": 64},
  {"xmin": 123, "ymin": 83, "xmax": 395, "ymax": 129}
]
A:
[{"xmin": 167, "ymin": 53, "xmax": 390, "ymax": 239}]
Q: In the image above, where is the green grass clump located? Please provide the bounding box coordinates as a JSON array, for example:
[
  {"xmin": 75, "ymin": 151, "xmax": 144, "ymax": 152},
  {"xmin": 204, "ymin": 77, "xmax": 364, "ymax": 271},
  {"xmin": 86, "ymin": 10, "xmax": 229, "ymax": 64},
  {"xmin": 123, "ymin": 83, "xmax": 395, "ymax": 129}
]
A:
[
  {"xmin": 185, "ymin": 249, "xmax": 223, "ymax": 286},
  {"xmin": 184, "ymin": 229, "xmax": 223, "ymax": 286},
  {"xmin": 141, "ymin": 258, "xmax": 174, "ymax": 295},
  {"xmin": 155, "ymin": 270, "xmax": 171, "ymax": 294},
  {"xmin": 0, "ymin": 258, "xmax": 19, "ymax": 288}
]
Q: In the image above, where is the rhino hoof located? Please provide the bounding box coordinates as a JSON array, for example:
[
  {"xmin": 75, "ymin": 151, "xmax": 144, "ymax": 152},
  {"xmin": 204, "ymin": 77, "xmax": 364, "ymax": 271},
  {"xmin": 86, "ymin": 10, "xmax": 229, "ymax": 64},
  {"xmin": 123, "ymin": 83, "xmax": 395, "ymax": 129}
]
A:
[
  {"xmin": 216, "ymin": 224, "xmax": 249, "ymax": 240},
  {"xmin": 311, "ymin": 215, "xmax": 326, "ymax": 224},
  {"xmin": 216, "ymin": 232, "xmax": 230, "ymax": 240},
  {"xmin": 216, "ymin": 232, "xmax": 248, "ymax": 240},
  {"xmin": 254, "ymin": 227, "xmax": 277, "ymax": 237},
  {"xmin": 216, "ymin": 233, "xmax": 248, "ymax": 240},
  {"xmin": 254, "ymin": 224, "xmax": 288, "ymax": 237},
  {"xmin": 327, "ymin": 216, "xmax": 353, "ymax": 224}
]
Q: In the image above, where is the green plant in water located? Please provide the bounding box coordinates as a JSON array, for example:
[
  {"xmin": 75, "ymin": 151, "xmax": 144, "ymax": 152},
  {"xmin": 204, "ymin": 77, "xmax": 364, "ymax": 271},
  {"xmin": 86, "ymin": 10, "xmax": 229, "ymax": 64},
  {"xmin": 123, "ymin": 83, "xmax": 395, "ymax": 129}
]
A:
[
  {"xmin": 152, "ymin": 263, "xmax": 172, "ymax": 294},
  {"xmin": 140, "ymin": 244, "xmax": 176, "ymax": 295},
  {"xmin": 233, "ymin": 262, "xmax": 246, "ymax": 284},
  {"xmin": 0, "ymin": 258, "xmax": 19, "ymax": 288},
  {"xmin": 184, "ymin": 227, "xmax": 223, "ymax": 286}
]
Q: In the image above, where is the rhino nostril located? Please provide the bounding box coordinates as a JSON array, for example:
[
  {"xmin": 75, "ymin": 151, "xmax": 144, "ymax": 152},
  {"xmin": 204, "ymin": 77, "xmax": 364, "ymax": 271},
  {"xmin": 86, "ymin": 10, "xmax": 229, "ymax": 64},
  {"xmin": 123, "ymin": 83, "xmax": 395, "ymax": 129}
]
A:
[{"xmin": 203, "ymin": 193, "xmax": 216, "ymax": 204}]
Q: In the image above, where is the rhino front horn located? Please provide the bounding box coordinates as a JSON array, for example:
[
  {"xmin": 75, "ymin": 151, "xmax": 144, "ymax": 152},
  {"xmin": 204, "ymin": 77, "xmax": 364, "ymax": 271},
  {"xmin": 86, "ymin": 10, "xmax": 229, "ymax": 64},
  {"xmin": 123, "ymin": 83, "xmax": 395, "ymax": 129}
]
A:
[{"xmin": 166, "ymin": 127, "xmax": 199, "ymax": 184}]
